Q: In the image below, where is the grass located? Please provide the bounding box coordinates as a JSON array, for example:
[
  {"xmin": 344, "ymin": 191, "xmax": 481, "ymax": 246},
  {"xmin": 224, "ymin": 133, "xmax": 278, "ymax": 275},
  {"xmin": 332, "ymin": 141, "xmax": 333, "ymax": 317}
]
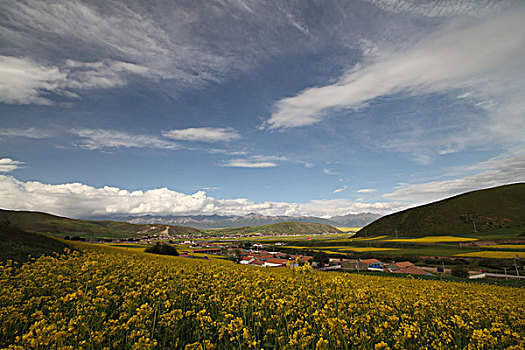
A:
[
  {"xmin": 357, "ymin": 183, "xmax": 525, "ymax": 238},
  {"xmin": 351, "ymin": 235, "xmax": 388, "ymax": 241},
  {"xmin": 0, "ymin": 209, "xmax": 201, "ymax": 240},
  {"xmin": 483, "ymin": 245, "xmax": 525, "ymax": 250},
  {"xmin": 0, "ymin": 225, "xmax": 70, "ymax": 263},
  {"xmin": 384, "ymin": 236, "xmax": 478, "ymax": 243},
  {"xmin": 455, "ymin": 251, "xmax": 524, "ymax": 259}
]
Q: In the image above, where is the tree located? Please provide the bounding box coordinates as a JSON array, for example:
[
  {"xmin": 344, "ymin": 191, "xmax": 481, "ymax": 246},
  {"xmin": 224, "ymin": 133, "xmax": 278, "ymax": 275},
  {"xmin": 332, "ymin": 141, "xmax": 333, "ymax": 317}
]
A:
[
  {"xmin": 145, "ymin": 242, "xmax": 179, "ymax": 256},
  {"xmin": 313, "ymin": 251, "xmax": 330, "ymax": 266},
  {"xmin": 451, "ymin": 267, "xmax": 469, "ymax": 278}
]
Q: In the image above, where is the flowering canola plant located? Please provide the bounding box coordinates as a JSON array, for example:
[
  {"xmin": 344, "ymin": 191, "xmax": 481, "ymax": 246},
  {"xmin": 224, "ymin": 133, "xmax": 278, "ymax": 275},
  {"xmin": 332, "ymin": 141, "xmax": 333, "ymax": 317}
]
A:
[{"xmin": 1, "ymin": 244, "xmax": 524, "ymax": 349}]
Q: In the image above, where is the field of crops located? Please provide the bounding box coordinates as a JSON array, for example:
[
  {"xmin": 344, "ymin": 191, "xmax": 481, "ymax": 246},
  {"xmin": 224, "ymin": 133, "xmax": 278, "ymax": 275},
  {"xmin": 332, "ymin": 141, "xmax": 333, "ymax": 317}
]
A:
[
  {"xmin": 455, "ymin": 251, "xmax": 524, "ymax": 259},
  {"xmin": 1, "ymin": 244, "xmax": 524, "ymax": 349},
  {"xmin": 383, "ymin": 236, "xmax": 478, "ymax": 243}
]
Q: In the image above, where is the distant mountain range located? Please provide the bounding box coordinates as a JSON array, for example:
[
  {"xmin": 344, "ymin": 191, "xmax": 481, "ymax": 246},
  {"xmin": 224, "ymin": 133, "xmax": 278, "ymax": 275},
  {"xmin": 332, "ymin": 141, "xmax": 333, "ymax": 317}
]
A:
[{"xmin": 120, "ymin": 213, "xmax": 381, "ymax": 229}]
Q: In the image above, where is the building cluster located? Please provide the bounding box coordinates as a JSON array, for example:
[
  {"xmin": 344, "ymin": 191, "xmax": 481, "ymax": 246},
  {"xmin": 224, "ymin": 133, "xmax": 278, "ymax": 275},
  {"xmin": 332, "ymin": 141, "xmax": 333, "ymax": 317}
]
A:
[
  {"xmin": 328, "ymin": 258, "xmax": 433, "ymax": 275},
  {"xmin": 238, "ymin": 250, "xmax": 313, "ymax": 267}
]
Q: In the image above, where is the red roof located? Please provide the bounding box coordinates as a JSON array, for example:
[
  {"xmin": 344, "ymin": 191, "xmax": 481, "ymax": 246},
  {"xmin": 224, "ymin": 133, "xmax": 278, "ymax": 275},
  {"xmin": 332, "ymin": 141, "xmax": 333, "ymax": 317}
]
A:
[
  {"xmin": 395, "ymin": 261, "xmax": 414, "ymax": 268},
  {"xmin": 241, "ymin": 257, "xmax": 253, "ymax": 261},
  {"xmin": 251, "ymin": 259, "xmax": 265, "ymax": 266},
  {"xmin": 252, "ymin": 254, "xmax": 274, "ymax": 260},
  {"xmin": 361, "ymin": 259, "xmax": 382, "ymax": 265},
  {"xmin": 301, "ymin": 256, "xmax": 313, "ymax": 261},
  {"xmin": 265, "ymin": 258, "xmax": 289, "ymax": 265},
  {"xmin": 392, "ymin": 266, "xmax": 427, "ymax": 275}
]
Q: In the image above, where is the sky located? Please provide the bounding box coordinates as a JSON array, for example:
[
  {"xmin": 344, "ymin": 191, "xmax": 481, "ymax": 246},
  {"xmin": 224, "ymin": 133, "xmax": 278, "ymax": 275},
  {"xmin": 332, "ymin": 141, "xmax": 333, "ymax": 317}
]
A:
[{"xmin": 0, "ymin": 0, "xmax": 524, "ymax": 219}]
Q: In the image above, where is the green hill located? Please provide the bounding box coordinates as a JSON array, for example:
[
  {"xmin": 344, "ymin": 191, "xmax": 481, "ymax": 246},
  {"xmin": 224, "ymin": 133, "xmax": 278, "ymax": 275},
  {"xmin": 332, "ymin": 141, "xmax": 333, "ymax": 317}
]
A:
[
  {"xmin": 0, "ymin": 225, "xmax": 70, "ymax": 263},
  {"xmin": 208, "ymin": 221, "xmax": 341, "ymax": 236},
  {"xmin": 357, "ymin": 183, "xmax": 525, "ymax": 238},
  {"xmin": 0, "ymin": 209, "xmax": 201, "ymax": 240}
]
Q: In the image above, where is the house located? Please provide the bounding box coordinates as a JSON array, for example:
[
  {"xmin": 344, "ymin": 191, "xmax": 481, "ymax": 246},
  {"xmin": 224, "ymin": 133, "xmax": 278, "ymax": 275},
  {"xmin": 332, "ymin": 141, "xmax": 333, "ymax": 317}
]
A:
[
  {"xmin": 361, "ymin": 258, "xmax": 382, "ymax": 265},
  {"xmin": 361, "ymin": 258, "xmax": 384, "ymax": 271},
  {"xmin": 394, "ymin": 261, "xmax": 414, "ymax": 269},
  {"xmin": 239, "ymin": 257, "xmax": 255, "ymax": 265},
  {"xmin": 392, "ymin": 266, "xmax": 430, "ymax": 275},
  {"xmin": 264, "ymin": 258, "xmax": 289, "ymax": 267},
  {"xmin": 385, "ymin": 261, "xmax": 414, "ymax": 272},
  {"xmin": 250, "ymin": 254, "xmax": 274, "ymax": 261},
  {"xmin": 250, "ymin": 259, "xmax": 265, "ymax": 266}
]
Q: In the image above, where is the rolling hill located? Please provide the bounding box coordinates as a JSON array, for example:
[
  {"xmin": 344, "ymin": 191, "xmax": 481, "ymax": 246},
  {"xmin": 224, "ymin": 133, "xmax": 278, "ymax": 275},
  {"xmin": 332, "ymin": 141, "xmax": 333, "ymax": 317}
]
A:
[
  {"xmin": 0, "ymin": 225, "xmax": 70, "ymax": 263},
  {"xmin": 207, "ymin": 221, "xmax": 342, "ymax": 236},
  {"xmin": 0, "ymin": 209, "xmax": 201, "ymax": 240},
  {"xmin": 357, "ymin": 183, "xmax": 525, "ymax": 238}
]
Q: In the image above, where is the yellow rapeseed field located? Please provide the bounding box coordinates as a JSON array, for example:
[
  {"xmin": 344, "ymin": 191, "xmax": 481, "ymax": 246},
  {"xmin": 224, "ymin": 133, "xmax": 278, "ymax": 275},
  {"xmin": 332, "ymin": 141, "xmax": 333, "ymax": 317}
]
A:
[
  {"xmin": 1, "ymin": 244, "xmax": 524, "ymax": 349},
  {"xmin": 335, "ymin": 227, "xmax": 361, "ymax": 233}
]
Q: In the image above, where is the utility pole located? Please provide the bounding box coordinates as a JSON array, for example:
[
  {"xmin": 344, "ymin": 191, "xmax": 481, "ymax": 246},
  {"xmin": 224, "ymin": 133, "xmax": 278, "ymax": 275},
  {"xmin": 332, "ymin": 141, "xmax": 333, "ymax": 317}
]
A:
[
  {"xmin": 504, "ymin": 267, "xmax": 508, "ymax": 280},
  {"xmin": 515, "ymin": 259, "xmax": 520, "ymax": 277}
]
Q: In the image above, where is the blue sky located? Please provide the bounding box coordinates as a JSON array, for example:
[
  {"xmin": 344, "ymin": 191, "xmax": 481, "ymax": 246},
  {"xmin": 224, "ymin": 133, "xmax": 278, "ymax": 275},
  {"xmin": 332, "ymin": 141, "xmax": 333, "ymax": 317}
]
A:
[{"xmin": 0, "ymin": 0, "xmax": 524, "ymax": 219}]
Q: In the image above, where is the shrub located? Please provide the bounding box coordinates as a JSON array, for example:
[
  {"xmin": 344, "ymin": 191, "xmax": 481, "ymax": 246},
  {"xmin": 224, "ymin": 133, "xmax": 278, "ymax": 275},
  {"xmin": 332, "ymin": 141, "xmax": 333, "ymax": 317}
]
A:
[{"xmin": 451, "ymin": 267, "xmax": 469, "ymax": 278}]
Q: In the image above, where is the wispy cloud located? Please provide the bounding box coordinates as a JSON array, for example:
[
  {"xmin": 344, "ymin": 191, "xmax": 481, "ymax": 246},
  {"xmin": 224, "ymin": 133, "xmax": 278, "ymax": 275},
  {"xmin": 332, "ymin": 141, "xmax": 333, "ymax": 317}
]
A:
[
  {"xmin": 220, "ymin": 159, "xmax": 277, "ymax": 168},
  {"xmin": 365, "ymin": 0, "xmax": 506, "ymax": 18},
  {"xmin": 162, "ymin": 127, "xmax": 241, "ymax": 142},
  {"xmin": 0, "ymin": 174, "xmax": 404, "ymax": 218},
  {"xmin": 0, "ymin": 158, "xmax": 24, "ymax": 172},
  {"xmin": 0, "ymin": 127, "xmax": 53, "ymax": 139},
  {"xmin": 357, "ymin": 188, "xmax": 376, "ymax": 193},
  {"xmin": 323, "ymin": 168, "xmax": 338, "ymax": 175},
  {"xmin": 0, "ymin": 56, "xmax": 149, "ymax": 104},
  {"xmin": 264, "ymin": 9, "xmax": 525, "ymax": 154},
  {"xmin": 384, "ymin": 154, "xmax": 525, "ymax": 203},
  {"xmin": 333, "ymin": 186, "xmax": 347, "ymax": 193},
  {"xmin": 71, "ymin": 129, "xmax": 180, "ymax": 151}
]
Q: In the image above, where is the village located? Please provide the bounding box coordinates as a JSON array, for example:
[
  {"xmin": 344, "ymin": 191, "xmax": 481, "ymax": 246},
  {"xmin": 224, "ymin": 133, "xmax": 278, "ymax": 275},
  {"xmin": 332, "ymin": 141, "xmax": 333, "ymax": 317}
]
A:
[
  {"xmin": 175, "ymin": 241, "xmax": 440, "ymax": 276},
  {"xmin": 170, "ymin": 241, "xmax": 525, "ymax": 280}
]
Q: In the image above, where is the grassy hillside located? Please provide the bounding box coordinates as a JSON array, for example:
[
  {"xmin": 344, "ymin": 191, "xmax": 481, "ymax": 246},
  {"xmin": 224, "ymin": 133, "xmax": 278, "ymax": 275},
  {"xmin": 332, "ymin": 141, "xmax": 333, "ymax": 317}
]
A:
[
  {"xmin": 207, "ymin": 221, "xmax": 341, "ymax": 236},
  {"xmin": 0, "ymin": 209, "xmax": 201, "ymax": 240},
  {"xmin": 357, "ymin": 183, "xmax": 525, "ymax": 238},
  {"xmin": 0, "ymin": 226, "xmax": 70, "ymax": 263}
]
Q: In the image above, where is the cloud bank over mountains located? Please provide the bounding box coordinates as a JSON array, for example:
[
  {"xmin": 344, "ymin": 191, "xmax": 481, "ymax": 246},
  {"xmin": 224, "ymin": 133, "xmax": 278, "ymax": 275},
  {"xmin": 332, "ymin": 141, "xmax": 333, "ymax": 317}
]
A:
[{"xmin": 0, "ymin": 175, "xmax": 403, "ymax": 219}]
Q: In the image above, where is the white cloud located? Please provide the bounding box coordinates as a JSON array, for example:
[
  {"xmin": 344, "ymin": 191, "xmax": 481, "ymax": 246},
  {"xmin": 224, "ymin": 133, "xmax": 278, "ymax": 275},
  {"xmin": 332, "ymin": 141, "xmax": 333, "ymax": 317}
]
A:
[
  {"xmin": 0, "ymin": 56, "xmax": 67, "ymax": 105},
  {"xmin": 323, "ymin": 168, "xmax": 338, "ymax": 175},
  {"xmin": 384, "ymin": 153, "xmax": 525, "ymax": 203},
  {"xmin": 250, "ymin": 155, "xmax": 288, "ymax": 162},
  {"xmin": 0, "ymin": 174, "xmax": 403, "ymax": 218},
  {"xmin": 0, "ymin": 127, "xmax": 53, "ymax": 138},
  {"xmin": 162, "ymin": 127, "xmax": 241, "ymax": 142},
  {"xmin": 0, "ymin": 158, "xmax": 24, "ymax": 172},
  {"xmin": 71, "ymin": 129, "xmax": 180, "ymax": 151},
  {"xmin": 220, "ymin": 159, "xmax": 277, "ymax": 168},
  {"xmin": 366, "ymin": 0, "xmax": 505, "ymax": 18},
  {"xmin": 265, "ymin": 9, "xmax": 525, "ymax": 143},
  {"xmin": 356, "ymin": 188, "xmax": 376, "ymax": 193},
  {"xmin": 0, "ymin": 56, "xmax": 149, "ymax": 104},
  {"xmin": 333, "ymin": 186, "xmax": 346, "ymax": 193}
]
